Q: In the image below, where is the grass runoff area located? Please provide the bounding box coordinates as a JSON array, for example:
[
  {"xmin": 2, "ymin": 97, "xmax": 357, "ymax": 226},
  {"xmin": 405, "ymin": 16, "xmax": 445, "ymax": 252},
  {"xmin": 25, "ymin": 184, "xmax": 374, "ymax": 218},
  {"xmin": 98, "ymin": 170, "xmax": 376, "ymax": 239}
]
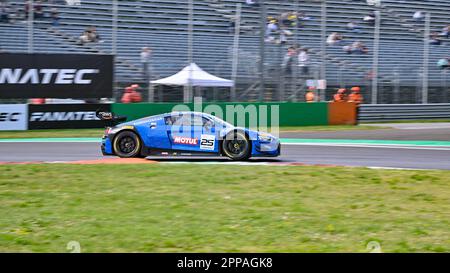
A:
[
  {"xmin": 1, "ymin": 164, "xmax": 449, "ymax": 252},
  {"xmin": 0, "ymin": 125, "xmax": 386, "ymax": 139}
]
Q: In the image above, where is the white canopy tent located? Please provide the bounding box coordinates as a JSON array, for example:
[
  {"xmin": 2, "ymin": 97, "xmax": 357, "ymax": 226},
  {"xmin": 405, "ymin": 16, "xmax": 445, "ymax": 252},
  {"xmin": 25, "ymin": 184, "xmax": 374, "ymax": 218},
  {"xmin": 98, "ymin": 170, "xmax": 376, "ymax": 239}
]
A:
[{"xmin": 149, "ymin": 63, "xmax": 234, "ymax": 102}]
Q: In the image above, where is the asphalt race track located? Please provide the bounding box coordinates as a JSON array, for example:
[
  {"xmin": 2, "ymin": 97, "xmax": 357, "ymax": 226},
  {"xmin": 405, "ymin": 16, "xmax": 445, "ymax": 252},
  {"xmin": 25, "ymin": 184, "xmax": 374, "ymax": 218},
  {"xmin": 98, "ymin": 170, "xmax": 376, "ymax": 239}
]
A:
[{"xmin": 1, "ymin": 142, "xmax": 449, "ymax": 170}]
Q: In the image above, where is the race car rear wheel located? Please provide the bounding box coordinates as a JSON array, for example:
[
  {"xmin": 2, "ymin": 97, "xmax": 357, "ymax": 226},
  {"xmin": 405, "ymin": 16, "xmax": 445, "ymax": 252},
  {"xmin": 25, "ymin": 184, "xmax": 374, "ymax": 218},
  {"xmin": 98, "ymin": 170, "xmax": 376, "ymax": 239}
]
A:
[
  {"xmin": 113, "ymin": 131, "xmax": 142, "ymax": 158},
  {"xmin": 222, "ymin": 131, "xmax": 251, "ymax": 161}
]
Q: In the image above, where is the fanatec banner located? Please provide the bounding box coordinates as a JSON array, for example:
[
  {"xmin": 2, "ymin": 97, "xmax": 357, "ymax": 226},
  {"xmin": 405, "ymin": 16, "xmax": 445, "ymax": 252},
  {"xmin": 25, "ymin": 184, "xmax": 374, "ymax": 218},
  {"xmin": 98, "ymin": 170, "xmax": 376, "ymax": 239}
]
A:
[
  {"xmin": 0, "ymin": 104, "xmax": 28, "ymax": 131},
  {"xmin": 0, "ymin": 53, "xmax": 113, "ymax": 99},
  {"xmin": 28, "ymin": 104, "xmax": 111, "ymax": 129}
]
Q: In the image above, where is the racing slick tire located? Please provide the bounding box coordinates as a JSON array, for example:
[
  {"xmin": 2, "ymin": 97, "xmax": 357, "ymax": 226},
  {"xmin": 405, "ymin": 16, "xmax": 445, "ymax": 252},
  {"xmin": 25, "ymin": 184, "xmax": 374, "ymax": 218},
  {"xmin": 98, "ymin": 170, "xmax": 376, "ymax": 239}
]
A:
[
  {"xmin": 222, "ymin": 131, "xmax": 251, "ymax": 161},
  {"xmin": 112, "ymin": 131, "xmax": 142, "ymax": 158}
]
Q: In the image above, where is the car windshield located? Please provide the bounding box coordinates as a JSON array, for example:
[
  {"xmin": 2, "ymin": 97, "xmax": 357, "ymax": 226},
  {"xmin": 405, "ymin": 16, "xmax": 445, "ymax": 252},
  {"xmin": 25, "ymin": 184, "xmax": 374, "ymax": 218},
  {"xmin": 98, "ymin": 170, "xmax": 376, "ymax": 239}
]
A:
[{"xmin": 207, "ymin": 114, "xmax": 233, "ymax": 128}]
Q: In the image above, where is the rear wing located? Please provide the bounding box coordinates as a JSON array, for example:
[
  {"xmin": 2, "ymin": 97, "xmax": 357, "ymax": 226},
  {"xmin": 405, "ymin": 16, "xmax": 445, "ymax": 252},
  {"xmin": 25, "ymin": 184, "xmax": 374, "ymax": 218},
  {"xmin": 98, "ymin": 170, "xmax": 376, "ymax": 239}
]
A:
[{"xmin": 96, "ymin": 110, "xmax": 127, "ymax": 126}]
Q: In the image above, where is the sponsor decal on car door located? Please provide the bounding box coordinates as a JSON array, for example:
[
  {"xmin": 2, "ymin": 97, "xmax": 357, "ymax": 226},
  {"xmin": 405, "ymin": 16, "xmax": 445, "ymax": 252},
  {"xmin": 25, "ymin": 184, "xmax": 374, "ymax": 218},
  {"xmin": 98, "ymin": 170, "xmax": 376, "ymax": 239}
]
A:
[
  {"xmin": 200, "ymin": 134, "xmax": 215, "ymax": 151},
  {"xmin": 173, "ymin": 136, "xmax": 198, "ymax": 145}
]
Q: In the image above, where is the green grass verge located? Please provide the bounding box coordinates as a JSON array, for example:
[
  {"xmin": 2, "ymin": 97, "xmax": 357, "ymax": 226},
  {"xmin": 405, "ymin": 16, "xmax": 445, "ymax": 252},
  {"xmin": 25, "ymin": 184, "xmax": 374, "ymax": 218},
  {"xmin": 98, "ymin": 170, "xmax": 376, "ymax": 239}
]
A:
[
  {"xmin": 0, "ymin": 125, "xmax": 387, "ymax": 139},
  {"xmin": 0, "ymin": 129, "xmax": 104, "ymax": 139},
  {"xmin": 1, "ymin": 164, "xmax": 449, "ymax": 253}
]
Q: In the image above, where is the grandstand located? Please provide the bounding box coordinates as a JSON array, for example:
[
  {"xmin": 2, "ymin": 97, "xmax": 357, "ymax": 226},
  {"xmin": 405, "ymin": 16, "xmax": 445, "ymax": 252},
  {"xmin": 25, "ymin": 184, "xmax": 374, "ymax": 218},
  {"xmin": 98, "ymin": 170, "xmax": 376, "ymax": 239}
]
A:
[{"xmin": 0, "ymin": 0, "xmax": 448, "ymax": 103}]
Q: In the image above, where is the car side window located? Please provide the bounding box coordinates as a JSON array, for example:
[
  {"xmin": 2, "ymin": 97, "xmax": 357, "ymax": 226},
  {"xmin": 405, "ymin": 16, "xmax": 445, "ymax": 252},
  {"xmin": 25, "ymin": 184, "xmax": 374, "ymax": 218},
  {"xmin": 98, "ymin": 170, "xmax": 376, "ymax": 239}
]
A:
[
  {"xmin": 164, "ymin": 115, "xmax": 179, "ymax": 126},
  {"xmin": 202, "ymin": 117, "xmax": 214, "ymax": 129},
  {"xmin": 165, "ymin": 114, "xmax": 203, "ymax": 127}
]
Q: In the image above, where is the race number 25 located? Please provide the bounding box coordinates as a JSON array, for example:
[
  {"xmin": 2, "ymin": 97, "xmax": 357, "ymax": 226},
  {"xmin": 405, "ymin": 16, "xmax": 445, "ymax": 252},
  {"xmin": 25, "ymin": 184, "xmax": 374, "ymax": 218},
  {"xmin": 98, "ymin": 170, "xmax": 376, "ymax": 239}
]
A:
[{"xmin": 200, "ymin": 134, "xmax": 215, "ymax": 150}]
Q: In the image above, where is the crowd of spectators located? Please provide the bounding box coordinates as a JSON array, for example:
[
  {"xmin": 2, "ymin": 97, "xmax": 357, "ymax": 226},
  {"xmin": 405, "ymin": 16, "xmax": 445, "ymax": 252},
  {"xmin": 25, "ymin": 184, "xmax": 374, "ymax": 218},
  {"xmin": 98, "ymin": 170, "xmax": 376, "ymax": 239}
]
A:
[
  {"xmin": 410, "ymin": 11, "xmax": 450, "ymax": 45},
  {"xmin": 343, "ymin": 41, "xmax": 369, "ymax": 54},
  {"xmin": 0, "ymin": 0, "xmax": 60, "ymax": 25},
  {"xmin": 281, "ymin": 45, "xmax": 311, "ymax": 76},
  {"xmin": 428, "ymin": 24, "xmax": 450, "ymax": 45},
  {"xmin": 264, "ymin": 11, "xmax": 311, "ymax": 45}
]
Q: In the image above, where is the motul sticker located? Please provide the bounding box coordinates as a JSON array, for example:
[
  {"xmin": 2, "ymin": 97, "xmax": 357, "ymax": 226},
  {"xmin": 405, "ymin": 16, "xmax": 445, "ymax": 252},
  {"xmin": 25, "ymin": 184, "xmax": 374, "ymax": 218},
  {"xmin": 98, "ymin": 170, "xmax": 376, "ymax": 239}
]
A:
[{"xmin": 173, "ymin": 136, "xmax": 198, "ymax": 145}]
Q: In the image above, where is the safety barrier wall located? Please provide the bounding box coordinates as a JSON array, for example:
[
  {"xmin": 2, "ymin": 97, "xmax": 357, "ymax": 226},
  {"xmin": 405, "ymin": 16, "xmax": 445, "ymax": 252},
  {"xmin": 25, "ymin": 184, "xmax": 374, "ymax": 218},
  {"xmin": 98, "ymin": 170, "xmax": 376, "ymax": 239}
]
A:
[
  {"xmin": 0, "ymin": 103, "xmax": 111, "ymax": 130},
  {"xmin": 112, "ymin": 102, "xmax": 331, "ymax": 127},
  {"xmin": 0, "ymin": 102, "xmax": 356, "ymax": 130},
  {"xmin": 360, "ymin": 104, "xmax": 450, "ymax": 122}
]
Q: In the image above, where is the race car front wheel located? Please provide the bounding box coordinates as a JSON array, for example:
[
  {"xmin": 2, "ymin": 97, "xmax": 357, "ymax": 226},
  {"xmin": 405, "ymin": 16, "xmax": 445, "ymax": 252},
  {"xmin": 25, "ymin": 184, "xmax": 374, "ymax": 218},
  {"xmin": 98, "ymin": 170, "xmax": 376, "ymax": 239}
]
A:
[
  {"xmin": 113, "ymin": 131, "xmax": 142, "ymax": 158},
  {"xmin": 222, "ymin": 131, "xmax": 251, "ymax": 161}
]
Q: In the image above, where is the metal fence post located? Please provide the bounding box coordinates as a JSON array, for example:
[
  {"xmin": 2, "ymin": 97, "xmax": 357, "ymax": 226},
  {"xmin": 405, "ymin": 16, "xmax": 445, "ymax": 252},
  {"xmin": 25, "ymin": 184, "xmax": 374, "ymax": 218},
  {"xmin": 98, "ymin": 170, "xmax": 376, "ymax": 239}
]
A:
[
  {"xmin": 186, "ymin": 0, "xmax": 194, "ymax": 103},
  {"xmin": 422, "ymin": 12, "xmax": 431, "ymax": 104},
  {"xmin": 258, "ymin": 1, "xmax": 266, "ymax": 101},
  {"xmin": 28, "ymin": 0, "xmax": 34, "ymax": 54},
  {"xmin": 371, "ymin": 10, "xmax": 381, "ymax": 104},
  {"xmin": 320, "ymin": 0, "xmax": 327, "ymax": 101},
  {"xmin": 230, "ymin": 3, "xmax": 242, "ymax": 102}
]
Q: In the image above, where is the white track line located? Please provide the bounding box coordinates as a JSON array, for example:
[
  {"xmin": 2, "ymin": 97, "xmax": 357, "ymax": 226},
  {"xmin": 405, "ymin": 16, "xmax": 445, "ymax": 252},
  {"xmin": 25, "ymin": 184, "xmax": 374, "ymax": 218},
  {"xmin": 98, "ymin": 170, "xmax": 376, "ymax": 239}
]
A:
[
  {"xmin": 1, "ymin": 140, "xmax": 449, "ymax": 150},
  {"xmin": 283, "ymin": 143, "xmax": 450, "ymax": 151},
  {"xmin": 158, "ymin": 161, "xmax": 434, "ymax": 171}
]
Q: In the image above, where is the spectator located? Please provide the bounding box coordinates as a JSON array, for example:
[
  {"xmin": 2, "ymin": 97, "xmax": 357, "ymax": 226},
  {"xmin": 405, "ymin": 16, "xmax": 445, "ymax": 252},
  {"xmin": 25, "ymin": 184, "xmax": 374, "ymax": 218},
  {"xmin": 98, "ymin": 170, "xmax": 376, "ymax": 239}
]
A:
[
  {"xmin": 141, "ymin": 47, "xmax": 152, "ymax": 80},
  {"xmin": 245, "ymin": 0, "xmax": 259, "ymax": 7},
  {"xmin": 278, "ymin": 27, "xmax": 292, "ymax": 45},
  {"xmin": 265, "ymin": 19, "xmax": 279, "ymax": 43},
  {"xmin": 347, "ymin": 21, "xmax": 362, "ymax": 33},
  {"xmin": 298, "ymin": 48, "xmax": 310, "ymax": 75},
  {"xmin": 348, "ymin": 87, "xmax": 363, "ymax": 105},
  {"xmin": 348, "ymin": 86, "xmax": 364, "ymax": 123},
  {"xmin": 413, "ymin": 11, "xmax": 424, "ymax": 23},
  {"xmin": 367, "ymin": 0, "xmax": 381, "ymax": 7},
  {"xmin": 282, "ymin": 46, "xmax": 297, "ymax": 75},
  {"xmin": 121, "ymin": 86, "xmax": 142, "ymax": 103},
  {"xmin": 430, "ymin": 32, "xmax": 442, "ymax": 45},
  {"xmin": 34, "ymin": 0, "xmax": 43, "ymax": 19},
  {"xmin": 343, "ymin": 41, "xmax": 369, "ymax": 54},
  {"xmin": 287, "ymin": 13, "xmax": 298, "ymax": 27},
  {"xmin": 280, "ymin": 12, "xmax": 292, "ymax": 27},
  {"xmin": 439, "ymin": 25, "xmax": 450, "ymax": 39},
  {"xmin": 130, "ymin": 84, "xmax": 143, "ymax": 102},
  {"xmin": 88, "ymin": 26, "xmax": 101, "ymax": 42},
  {"xmin": 327, "ymin": 32, "xmax": 343, "ymax": 45},
  {"xmin": 437, "ymin": 58, "xmax": 449, "ymax": 70},
  {"xmin": 296, "ymin": 11, "xmax": 311, "ymax": 27},
  {"xmin": 78, "ymin": 30, "xmax": 90, "ymax": 45},
  {"xmin": 24, "ymin": 0, "xmax": 30, "ymax": 18},
  {"xmin": 333, "ymin": 88, "xmax": 347, "ymax": 102},
  {"xmin": 265, "ymin": 18, "xmax": 278, "ymax": 39},
  {"xmin": 50, "ymin": 8, "xmax": 60, "ymax": 26},
  {"xmin": 0, "ymin": 2, "xmax": 10, "ymax": 23},
  {"xmin": 78, "ymin": 26, "xmax": 102, "ymax": 45},
  {"xmin": 305, "ymin": 86, "xmax": 316, "ymax": 102},
  {"xmin": 363, "ymin": 12, "xmax": 376, "ymax": 26},
  {"xmin": 121, "ymin": 87, "xmax": 134, "ymax": 104}
]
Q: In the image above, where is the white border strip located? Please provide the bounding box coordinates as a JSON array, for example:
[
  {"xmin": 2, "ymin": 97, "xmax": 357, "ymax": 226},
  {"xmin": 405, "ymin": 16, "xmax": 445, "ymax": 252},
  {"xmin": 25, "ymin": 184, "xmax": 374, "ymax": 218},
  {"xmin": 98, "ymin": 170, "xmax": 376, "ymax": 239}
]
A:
[{"xmin": 283, "ymin": 142, "xmax": 450, "ymax": 151}]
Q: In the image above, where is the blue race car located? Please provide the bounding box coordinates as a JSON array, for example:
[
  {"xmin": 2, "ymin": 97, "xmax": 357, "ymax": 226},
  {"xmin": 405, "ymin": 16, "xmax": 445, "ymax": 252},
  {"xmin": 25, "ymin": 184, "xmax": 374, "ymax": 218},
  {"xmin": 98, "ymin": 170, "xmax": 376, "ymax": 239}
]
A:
[{"xmin": 98, "ymin": 111, "xmax": 280, "ymax": 161}]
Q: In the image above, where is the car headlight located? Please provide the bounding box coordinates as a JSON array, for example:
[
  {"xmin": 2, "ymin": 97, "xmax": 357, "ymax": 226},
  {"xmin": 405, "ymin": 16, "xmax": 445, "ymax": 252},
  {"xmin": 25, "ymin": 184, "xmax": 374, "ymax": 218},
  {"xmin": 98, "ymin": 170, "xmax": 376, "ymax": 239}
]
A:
[{"xmin": 258, "ymin": 133, "xmax": 273, "ymax": 142}]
